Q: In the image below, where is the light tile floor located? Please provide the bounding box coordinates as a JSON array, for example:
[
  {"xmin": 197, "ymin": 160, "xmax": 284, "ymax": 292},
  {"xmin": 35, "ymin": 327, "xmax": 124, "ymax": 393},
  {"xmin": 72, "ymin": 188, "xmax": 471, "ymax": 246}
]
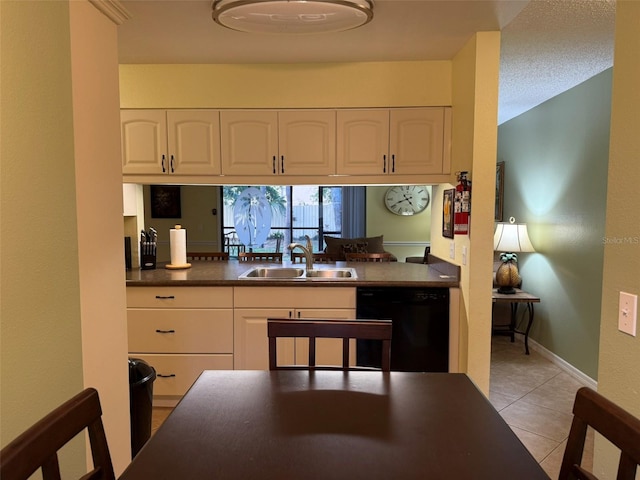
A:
[{"xmin": 490, "ymin": 335, "xmax": 593, "ymax": 479}]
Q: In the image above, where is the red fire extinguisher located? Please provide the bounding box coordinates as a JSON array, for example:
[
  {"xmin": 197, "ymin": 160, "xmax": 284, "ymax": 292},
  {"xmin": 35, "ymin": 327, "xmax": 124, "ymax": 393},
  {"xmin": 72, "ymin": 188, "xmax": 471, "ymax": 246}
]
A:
[{"xmin": 454, "ymin": 171, "xmax": 471, "ymax": 235}]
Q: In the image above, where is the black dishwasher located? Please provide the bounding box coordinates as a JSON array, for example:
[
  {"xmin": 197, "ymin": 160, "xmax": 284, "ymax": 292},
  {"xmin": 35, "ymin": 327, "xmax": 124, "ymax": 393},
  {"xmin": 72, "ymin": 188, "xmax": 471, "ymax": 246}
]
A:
[{"xmin": 356, "ymin": 287, "xmax": 449, "ymax": 372}]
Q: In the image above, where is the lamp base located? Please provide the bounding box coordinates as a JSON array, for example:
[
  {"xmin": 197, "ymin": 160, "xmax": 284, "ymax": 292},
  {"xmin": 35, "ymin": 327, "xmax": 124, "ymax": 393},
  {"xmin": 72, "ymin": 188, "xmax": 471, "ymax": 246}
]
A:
[{"xmin": 495, "ymin": 260, "xmax": 522, "ymax": 295}]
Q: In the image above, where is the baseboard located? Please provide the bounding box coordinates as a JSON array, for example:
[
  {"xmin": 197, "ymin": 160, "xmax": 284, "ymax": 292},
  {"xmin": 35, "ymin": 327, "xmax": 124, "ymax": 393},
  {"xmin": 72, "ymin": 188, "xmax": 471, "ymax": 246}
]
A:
[{"xmin": 527, "ymin": 338, "xmax": 598, "ymax": 391}]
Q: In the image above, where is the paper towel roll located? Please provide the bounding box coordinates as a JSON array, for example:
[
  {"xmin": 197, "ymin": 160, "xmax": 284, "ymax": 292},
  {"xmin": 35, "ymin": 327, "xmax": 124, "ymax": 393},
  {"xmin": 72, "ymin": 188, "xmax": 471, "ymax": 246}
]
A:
[{"xmin": 170, "ymin": 225, "xmax": 187, "ymax": 266}]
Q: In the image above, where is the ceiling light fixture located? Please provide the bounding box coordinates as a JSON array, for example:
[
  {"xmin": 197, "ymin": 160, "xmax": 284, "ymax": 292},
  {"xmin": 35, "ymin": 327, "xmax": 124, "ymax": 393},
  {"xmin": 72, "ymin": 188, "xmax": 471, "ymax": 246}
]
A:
[{"xmin": 212, "ymin": 0, "xmax": 374, "ymax": 34}]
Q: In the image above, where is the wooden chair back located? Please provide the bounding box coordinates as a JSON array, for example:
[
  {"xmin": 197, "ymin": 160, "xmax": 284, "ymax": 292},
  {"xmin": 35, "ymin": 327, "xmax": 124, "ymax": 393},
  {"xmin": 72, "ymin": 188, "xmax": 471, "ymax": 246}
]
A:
[
  {"xmin": 345, "ymin": 252, "xmax": 393, "ymax": 262},
  {"xmin": 238, "ymin": 252, "xmax": 283, "ymax": 263},
  {"xmin": 267, "ymin": 318, "xmax": 392, "ymax": 371},
  {"xmin": 559, "ymin": 387, "xmax": 640, "ymax": 480},
  {"xmin": 313, "ymin": 253, "xmax": 342, "ymax": 263},
  {"xmin": 290, "ymin": 252, "xmax": 306, "ymax": 263},
  {"xmin": 291, "ymin": 252, "xmax": 340, "ymax": 264},
  {"xmin": 187, "ymin": 252, "xmax": 229, "ymax": 261},
  {"xmin": 0, "ymin": 388, "xmax": 115, "ymax": 480}
]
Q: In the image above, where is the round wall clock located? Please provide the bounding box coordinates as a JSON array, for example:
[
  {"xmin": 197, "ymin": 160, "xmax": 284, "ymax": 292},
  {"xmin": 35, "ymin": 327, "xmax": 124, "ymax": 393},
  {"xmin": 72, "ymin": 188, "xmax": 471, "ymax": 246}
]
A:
[{"xmin": 384, "ymin": 185, "xmax": 430, "ymax": 216}]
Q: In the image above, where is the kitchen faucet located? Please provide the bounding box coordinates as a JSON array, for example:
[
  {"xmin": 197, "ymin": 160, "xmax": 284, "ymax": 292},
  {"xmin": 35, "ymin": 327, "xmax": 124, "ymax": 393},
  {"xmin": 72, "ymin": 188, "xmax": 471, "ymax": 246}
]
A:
[{"xmin": 288, "ymin": 243, "xmax": 314, "ymax": 272}]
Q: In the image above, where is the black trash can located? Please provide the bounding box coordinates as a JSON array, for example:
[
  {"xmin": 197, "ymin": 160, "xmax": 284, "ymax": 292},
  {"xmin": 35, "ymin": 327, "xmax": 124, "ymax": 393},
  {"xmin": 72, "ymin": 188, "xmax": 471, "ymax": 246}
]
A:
[{"xmin": 128, "ymin": 357, "xmax": 156, "ymax": 457}]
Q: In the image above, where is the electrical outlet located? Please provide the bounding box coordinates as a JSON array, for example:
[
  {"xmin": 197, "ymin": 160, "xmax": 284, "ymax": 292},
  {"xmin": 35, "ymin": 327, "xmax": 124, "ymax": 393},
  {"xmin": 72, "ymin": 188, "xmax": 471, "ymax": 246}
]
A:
[
  {"xmin": 449, "ymin": 242, "xmax": 455, "ymax": 259},
  {"xmin": 618, "ymin": 292, "xmax": 637, "ymax": 337}
]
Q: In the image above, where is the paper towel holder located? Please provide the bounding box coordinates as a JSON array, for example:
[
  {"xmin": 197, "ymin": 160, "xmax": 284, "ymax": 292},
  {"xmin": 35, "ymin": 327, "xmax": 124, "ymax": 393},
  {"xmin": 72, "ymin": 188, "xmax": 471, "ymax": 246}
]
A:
[{"xmin": 165, "ymin": 224, "xmax": 192, "ymax": 270}]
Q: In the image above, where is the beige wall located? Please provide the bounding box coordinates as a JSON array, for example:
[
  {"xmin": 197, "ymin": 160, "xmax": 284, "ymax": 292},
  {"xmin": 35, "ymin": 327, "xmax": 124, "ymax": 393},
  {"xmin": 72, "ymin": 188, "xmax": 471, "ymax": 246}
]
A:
[
  {"xmin": 120, "ymin": 62, "xmax": 452, "ymax": 108},
  {"xmin": 366, "ymin": 186, "xmax": 431, "ymax": 261},
  {"xmin": 143, "ymin": 185, "xmax": 221, "ymax": 263},
  {"xmin": 595, "ymin": 0, "xmax": 640, "ymax": 476},
  {"xmin": 1, "ymin": 0, "xmax": 86, "ymax": 474},
  {"xmin": 69, "ymin": 0, "xmax": 131, "ymax": 472},
  {"xmin": 1, "ymin": 0, "xmax": 130, "ymax": 475},
  {"xmin": 430, "ymin": 32, "xmax": 501, "ymax": 391}
]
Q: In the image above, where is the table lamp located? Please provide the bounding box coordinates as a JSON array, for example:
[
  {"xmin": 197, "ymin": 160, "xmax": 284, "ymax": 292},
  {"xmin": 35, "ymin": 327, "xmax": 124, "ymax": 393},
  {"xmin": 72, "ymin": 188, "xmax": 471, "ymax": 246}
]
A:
[{"xmin": 493, "ymin": 217, "xmax": 535, "ymax": 294}]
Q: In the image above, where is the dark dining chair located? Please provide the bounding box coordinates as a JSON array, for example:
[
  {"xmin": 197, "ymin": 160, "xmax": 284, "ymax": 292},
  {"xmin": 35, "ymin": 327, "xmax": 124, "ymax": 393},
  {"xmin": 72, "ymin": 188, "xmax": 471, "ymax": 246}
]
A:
[
  {"xmin": 291, "ymin": 252, "xmax": 341, "ymax": 263},
  {"xmin": 313, "ymin": 253, "xmax": 342, "ymax": 263},
  {"xmin": 186, "ymin": 251, "xmax": 229, "ymax": 261},
  {"xmin": 0, "ymin": 388, "xmax": 115, "ymax": 480},
  {"xmin": 267, "ymin": 318, "xmax": 392, "ymax": 371},
  {"xmin": 238, "ymin": 252, "xmax": 283, "ymax": 263},
  {"xmin": 345, "ymin": 252, "xmax": 393, "ymax": 262},
  {"xmin": 559, "ymin": 386, "xmax": 640, "ymax": 480}
]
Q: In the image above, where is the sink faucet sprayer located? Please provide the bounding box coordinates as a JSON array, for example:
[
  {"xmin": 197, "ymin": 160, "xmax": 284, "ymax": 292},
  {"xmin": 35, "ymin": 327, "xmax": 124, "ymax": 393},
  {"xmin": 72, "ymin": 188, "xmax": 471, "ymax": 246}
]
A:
[{"xmin": 288, "ymin": 243, "xmax": 314, "ymax": 272}]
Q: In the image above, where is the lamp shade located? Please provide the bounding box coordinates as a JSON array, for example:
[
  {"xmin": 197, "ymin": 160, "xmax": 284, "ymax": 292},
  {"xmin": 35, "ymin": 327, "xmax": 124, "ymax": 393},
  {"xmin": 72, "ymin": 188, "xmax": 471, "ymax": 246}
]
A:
[{"xmin": 494, "ymin": 220, "xmax": 535, "ymax": 253}]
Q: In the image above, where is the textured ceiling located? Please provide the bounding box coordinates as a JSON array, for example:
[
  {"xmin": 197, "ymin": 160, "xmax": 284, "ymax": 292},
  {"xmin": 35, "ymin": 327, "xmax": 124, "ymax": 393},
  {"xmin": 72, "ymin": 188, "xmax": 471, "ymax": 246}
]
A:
[
  {"xmin": 498, "ymin": 0, "xmax": 615, "ymax": 123},
  {"xmin": 117, "ymin": 0, "xmax": 616, "ymax": 124}
]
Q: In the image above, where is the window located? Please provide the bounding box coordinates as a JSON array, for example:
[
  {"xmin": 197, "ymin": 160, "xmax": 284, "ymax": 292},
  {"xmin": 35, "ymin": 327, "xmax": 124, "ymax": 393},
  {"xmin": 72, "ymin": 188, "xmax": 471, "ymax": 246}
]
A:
[{"xmin": 222, "ymin": 186, "xmax": 343, "ymax": 257}]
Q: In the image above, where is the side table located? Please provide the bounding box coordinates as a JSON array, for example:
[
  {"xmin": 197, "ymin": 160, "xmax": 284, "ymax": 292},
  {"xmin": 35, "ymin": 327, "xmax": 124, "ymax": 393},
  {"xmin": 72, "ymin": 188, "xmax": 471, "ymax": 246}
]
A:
[{"xmin": 492, "ymin": 288, "xmax": 541, "ymax": 354}]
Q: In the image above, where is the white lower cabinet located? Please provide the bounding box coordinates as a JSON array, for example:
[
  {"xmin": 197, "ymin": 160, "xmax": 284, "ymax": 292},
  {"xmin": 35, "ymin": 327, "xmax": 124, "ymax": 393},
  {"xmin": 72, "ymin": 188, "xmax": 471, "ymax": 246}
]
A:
[
  {"xmin": 130, "ymin": 354, "xmax": 233, "ymax": 397},
  {"xmin": 126, "ymin": 287, "xmax": 233, "ymax": 405},
  {"xmin": 127, "ymin": 286, "xmax": 357, "ymax": 404},
  {"xmin": 233, "ymin": 287, "xmax": 356, "ymax": 370}
]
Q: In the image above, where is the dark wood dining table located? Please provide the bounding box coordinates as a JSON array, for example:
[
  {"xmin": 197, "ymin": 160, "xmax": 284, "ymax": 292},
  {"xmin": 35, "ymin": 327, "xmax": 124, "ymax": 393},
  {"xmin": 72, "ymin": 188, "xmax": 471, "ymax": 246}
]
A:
[{"xmin": 119, "ymin": 371, "xmax": 549, "ymax": 480}]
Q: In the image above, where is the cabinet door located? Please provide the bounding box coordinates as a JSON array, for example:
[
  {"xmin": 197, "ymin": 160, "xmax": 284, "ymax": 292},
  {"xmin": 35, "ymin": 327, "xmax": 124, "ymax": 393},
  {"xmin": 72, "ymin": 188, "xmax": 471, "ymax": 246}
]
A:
[
  {"xmin": 336, "ymin": 109, "xmax": 390, "ymax": 175},
  {"xmin": 121, "ymin": 110, "xmax": 167, "ymax": 175},
  {"xmin": 390, "ymin": 108, "xmax": 445, "ymax": 175},
  {"xmin": 233, "ymin": 308, "xmax": 294, "ymax": 370},
  {"xmin": 278, "ymin": 110, "xmax": 336, "ymax": 176},
  {"xmin": 294, "ymin": 309, "xmax": 357, "ymax": 367},
  {"xmin": 167, "ymin": 110, "xmax": 221, "ymax": 175},
  {"xmin": 220, "ymin": 110, "xmax": 278, "ymax": 176}
]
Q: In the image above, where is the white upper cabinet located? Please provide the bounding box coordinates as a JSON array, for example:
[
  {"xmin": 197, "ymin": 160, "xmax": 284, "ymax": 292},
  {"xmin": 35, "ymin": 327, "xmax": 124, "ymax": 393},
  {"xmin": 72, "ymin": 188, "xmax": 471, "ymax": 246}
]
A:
[
  {"xmin": 336, "ymin": 109, "xmax": 390, "ymax": 175},
  {"xmin": 122, "ymin": 107, "xmax": 451, "ymax": 181},
  {"xmin": 390, "ymin": 108, "xmax": 447, "ymax": 175},
  {"xmin": 220, "ymin": 110, "xmax": 336, "ymax": 176},
  {"xmin": 121, "ymin": 110, "xmax": 167, "ymax": 175},
  {"xmin": 219, "ymin": 110, "xmax": 279, "ymax": 176},
  {"xmin": 336, "ymin": 107, "xmax": 451, "ymax": 175},
  {"xmin": 121, "ymin": 110, "xmax": 221, "ymax": 175},
  {"xmin": 278, "ymin": 110, "xmax": 336, "ymax": 176}
]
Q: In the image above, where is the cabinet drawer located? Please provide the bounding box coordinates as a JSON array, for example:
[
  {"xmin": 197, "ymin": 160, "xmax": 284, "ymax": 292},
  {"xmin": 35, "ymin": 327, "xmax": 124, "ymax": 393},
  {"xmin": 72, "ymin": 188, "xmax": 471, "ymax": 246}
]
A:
[
  {"xmin": 128, "ymin": 309, "xmax": 233, "ymax": 353},
  {"xmin": 127, "ymin": 286, "xmax": 233, "ymax": 308},
  {"xmin": 131, "ymin": 354, "xmax": 233, "ymax": 397}
]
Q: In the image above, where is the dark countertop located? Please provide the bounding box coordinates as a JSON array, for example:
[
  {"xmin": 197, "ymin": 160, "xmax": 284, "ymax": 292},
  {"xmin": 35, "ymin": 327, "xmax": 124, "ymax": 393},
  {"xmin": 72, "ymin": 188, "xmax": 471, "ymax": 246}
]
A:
[{"xmin": 125, "ymin": 257, "xmax": 460, "ymax": 288}]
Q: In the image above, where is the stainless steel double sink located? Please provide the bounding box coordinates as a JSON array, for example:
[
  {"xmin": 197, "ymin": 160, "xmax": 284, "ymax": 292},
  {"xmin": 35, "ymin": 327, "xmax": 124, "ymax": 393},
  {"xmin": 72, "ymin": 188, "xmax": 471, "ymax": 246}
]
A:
[{"xmin": 238, "ymin": 267, "xmax": 357, "ymax": 280}]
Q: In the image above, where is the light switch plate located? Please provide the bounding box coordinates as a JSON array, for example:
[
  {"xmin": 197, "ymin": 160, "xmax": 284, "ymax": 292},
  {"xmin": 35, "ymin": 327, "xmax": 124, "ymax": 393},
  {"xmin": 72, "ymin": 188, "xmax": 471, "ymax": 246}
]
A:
[
  {"xmin": 462, "ymin": 246, "xmax": 467, "ymax": 265},
  {"xmin": 449, "ymin": 242, "xmax": 455, "ymax": 259},
  {"xmin": 618, "ymin": 291, "xmax": 637, "ymax": 337}
]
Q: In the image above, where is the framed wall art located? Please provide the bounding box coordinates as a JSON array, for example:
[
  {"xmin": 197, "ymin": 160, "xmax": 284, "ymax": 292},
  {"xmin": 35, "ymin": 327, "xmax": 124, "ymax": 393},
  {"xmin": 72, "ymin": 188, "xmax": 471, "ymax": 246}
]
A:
[
  {"xmin": 495, "ymin": 161, "xmax": 505, "ymax": 222},
  {"xmin": 442, "ymin": 188, "xmax": 455, "ymax": 238},
  {"xmin": 150, "ymin": 185, "xmax": 182, "ymax": 218}
]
